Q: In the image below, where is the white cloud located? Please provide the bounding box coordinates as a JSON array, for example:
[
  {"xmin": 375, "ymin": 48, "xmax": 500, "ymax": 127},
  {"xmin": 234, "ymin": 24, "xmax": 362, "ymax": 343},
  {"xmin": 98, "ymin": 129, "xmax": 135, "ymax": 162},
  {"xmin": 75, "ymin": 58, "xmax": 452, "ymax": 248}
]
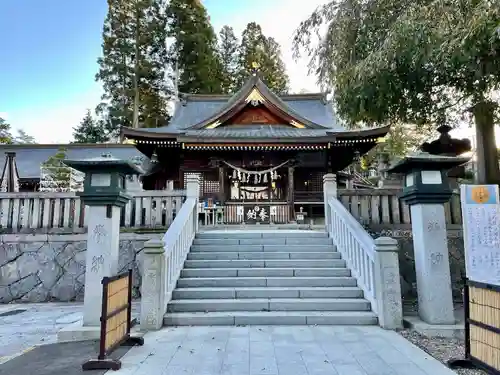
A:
[{"xmin": 0, "ymin": 112, "xmax": 8, "ymax": 120}]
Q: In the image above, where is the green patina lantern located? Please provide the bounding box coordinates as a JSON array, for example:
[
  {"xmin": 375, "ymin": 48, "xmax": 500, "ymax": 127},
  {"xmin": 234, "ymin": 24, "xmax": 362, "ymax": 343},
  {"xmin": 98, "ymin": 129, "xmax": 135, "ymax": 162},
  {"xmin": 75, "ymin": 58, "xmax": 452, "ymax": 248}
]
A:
[
  {"xmin": 64, "ymin": 155, "xmax": 144, "ymax": 208},
  {"xmin": 386, "ymin": 153, "xmax": 470, "ymax": 205}
]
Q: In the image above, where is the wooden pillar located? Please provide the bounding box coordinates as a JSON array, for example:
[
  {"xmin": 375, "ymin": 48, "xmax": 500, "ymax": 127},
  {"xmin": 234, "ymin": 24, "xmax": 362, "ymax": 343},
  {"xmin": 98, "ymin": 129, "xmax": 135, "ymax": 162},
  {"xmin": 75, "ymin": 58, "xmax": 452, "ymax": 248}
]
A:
[
  {"xmin": 218, "ymin": 164, "xmax": 226, "ymax": 204},
  {"xmin": 288, "ymin": 165, "xmax": 294, "ymax": 220}
]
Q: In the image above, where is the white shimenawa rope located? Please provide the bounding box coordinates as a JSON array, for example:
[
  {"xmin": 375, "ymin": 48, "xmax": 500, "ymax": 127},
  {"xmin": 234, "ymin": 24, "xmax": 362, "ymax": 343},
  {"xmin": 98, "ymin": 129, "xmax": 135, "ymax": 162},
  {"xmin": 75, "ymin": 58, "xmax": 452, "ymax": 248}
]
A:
[{"xmin": 222, "ymin": 159, "xmax": 291, "ymax": 175}]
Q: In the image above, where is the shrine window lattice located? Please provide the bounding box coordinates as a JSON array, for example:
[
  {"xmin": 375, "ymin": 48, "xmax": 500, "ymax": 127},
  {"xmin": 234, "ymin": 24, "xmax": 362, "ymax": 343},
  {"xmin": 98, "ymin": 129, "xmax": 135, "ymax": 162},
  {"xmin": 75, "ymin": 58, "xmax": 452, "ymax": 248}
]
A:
[{"xmin": 183, "ymin": 172, "xmax": 220, "ymax": 198}]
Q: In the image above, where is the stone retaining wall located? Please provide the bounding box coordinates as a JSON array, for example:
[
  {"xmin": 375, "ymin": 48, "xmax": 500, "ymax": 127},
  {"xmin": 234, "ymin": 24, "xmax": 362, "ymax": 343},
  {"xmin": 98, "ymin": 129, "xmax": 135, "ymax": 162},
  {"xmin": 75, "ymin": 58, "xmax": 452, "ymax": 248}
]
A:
[
  {"xmin": 367, "ymin": 224, "xmax": 465, "ymax": 300},
  {"xmin": 0, "ymin": 232, "xmax": 158, "ymax": 303}
]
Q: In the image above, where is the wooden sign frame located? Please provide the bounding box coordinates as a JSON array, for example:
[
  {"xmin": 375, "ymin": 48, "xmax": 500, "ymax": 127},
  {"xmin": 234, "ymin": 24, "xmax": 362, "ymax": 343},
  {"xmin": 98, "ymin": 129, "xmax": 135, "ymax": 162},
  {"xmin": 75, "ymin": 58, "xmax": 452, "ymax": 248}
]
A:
[
  {"xmin": 449, "ymin": 278, "xmax": 500, "ymax": 374},
  {"xmin": 82, "ymin": 270, "xmax": 144, "ymax": 371}
]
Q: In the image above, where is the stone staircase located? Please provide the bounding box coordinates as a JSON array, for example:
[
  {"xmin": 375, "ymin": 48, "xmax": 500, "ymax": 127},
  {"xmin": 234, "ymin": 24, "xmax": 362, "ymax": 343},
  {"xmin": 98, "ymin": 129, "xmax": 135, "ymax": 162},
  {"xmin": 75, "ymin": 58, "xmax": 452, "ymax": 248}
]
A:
[{"xmin": 163, "ymin": 230, "xmax": 378, "ymax": 326}]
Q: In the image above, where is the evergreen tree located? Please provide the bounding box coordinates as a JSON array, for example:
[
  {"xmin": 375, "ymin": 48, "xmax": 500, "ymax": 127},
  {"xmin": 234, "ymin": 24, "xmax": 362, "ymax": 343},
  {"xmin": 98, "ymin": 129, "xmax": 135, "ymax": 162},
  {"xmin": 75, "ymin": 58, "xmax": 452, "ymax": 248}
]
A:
[
  {"xmin": 218, "ymin": 26, "xmax": 239, "ymax": 94},
  {"xmin": 96, "ymin": 0, "xmax": 169, "ymax": 136},
  {"xmin": 237, "ymin": 22, "xmax": 290, "ymax": 94},
  {"xmin": 72, "ymin": 110, "xmax": 110, "ymax": 143},
  {"xmin": 0, "ymin": 118, "xmax": 36, "ymax": 144},
  {"xmin": 40, "ymin": 148, "xmax": 73, "ymax": 192},
  {"xmin": 15, "ymin": 129, "xmax": 36, "ymax": 144},
  {"xmin": 0, "ymin": 118, "xmax": 13, "ymax": 144},
  {"xmin": 166, "ymin": 0, "xmax": 223, "ymax": 94}
]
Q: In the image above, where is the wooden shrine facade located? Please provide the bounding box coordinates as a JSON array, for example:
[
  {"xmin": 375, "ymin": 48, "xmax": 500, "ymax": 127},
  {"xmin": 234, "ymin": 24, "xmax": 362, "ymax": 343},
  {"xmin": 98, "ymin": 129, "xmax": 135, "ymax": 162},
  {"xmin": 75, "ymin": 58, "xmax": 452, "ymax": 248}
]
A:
[{"xmin": 121, "ymin": 74, "xmax": 389, "ymax": 223}]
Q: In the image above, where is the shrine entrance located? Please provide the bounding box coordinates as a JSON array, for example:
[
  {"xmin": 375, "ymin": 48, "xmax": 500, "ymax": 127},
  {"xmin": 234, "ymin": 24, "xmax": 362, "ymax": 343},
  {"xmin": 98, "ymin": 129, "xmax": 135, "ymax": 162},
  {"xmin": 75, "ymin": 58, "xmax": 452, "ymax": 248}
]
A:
[{"xmin": 197, "ymin": 156, "xmax": 293, "ymax": 226}]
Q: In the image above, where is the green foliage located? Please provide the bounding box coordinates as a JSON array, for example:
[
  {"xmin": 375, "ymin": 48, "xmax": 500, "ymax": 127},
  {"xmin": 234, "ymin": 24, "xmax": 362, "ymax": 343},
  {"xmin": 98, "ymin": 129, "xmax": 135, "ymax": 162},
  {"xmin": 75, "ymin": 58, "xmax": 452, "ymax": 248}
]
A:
[
  {"xmin": 96, "ymin": 0, "xmax": 170, "ymax": 135},
  {"xmin": 166, "ymin": 0, "xmax": 223, "ymax": 94},
  {"xmin": 0, "ymin": 118, "xmax": 13, "ymax": 144},
  {"xmin": 15, "ymin": 129, "xmax": 36, "ymax": 144},
  {"xmin": 72, "ymin": 110, "xmax": 110, "ymax": 143},
  {"xmin": 41, "ymin": 147, "xmax": 72, "ymax": 191},
  {"xmin": 293, "ymin": 0, "xmax": 500, "ymax": 158},
  {"xmin": 0, "ymin": 117, "xmax": 36, "ymax": 144},
  {"xmin": 218, "ymin": 26, "xmax": 239, "ymax": 94},
  {"xmin": 236, "ymin": 22, "xmax": 290, "ymax": 94}
]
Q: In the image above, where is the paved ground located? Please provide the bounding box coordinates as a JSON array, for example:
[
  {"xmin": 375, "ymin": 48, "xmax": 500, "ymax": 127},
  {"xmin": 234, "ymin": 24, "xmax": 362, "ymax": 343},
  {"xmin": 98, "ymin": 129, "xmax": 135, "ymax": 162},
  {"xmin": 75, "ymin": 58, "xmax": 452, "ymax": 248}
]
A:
[
  {"xmin": 0, "ymin": 302, "xmax": 140, "ymax": 363},
  {"xmin": 114, "ymin": 326, "xmax": 456, "ymax": 375},
  {"xmin": 0, "ymin": 340, "xmax": 130, "ymax": 375}
]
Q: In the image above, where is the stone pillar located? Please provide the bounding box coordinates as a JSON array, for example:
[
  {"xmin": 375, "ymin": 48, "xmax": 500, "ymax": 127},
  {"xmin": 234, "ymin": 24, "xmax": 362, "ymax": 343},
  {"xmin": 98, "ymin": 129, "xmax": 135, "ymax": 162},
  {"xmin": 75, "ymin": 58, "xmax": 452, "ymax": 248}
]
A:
[
  {"xmin": 218, "ymin": 165, "xmax": 226, "ymax": 204},
  {"xmin": 411, "ymin": 204, "xmax": 455, "ymax": 324},
  {"xmin": 83, "ymin": 204, "xmax": 122, "ymax": 326},
  {"xmin": 185, "ymin": 174, "xmax": 200, "ymax": 232},
  {"xmin": 386, "ymin": 153, "xmax": 470, "ymax": 325},
  {"xmin": 323, "ymin": 173, "xmax": 337, "ymax": 233},
  {"xmin": 140, "ymin": 239, "xmax": 166, "ymax": 331},
  {"xmin": 287, "ymin": 166, "xmax": 294, "ymax": 219},
  {"xmin": 373, "ymin": 237, "xmax": 403, "ymax": 329}
]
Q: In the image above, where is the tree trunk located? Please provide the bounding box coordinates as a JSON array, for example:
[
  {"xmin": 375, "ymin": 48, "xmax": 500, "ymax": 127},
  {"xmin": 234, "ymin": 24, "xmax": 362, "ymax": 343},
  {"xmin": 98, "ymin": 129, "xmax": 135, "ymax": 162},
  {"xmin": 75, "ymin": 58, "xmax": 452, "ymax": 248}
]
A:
[
  {"xmin": 132, "ymin": 7, "xmax": 141, "ymax": 129},
  {"xmin": 472, "ymin": 100, "xmax": 499, "ymax": 184}
]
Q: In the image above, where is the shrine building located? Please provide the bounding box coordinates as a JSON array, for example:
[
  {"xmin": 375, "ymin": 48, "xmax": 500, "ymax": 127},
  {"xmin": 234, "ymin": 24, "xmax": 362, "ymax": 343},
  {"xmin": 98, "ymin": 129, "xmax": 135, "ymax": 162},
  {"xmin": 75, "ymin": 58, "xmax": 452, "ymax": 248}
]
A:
[{"xmin": 121, "ymin": 74, "xmax": 389, "ymax": 224}]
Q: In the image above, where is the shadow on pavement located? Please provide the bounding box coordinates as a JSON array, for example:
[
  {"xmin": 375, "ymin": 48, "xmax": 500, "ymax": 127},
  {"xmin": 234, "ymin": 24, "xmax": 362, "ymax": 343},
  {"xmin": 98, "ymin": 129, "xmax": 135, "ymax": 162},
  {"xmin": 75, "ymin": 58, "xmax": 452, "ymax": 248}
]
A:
[{"xmin": 0, "ymin": 340, "xmax": 131, "ymax": 375}]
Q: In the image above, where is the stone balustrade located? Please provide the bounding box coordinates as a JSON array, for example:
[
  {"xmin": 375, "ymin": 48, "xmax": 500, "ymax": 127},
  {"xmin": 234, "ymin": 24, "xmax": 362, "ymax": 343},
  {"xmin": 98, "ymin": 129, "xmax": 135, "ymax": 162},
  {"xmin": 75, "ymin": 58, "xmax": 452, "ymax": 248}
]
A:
[
  {"xmin": 324, "ymin": 174, "xmax": 403, "ymax": 329},
  {"xmin": 140, "ymin": 176, "xmax": 199, "ymax": 331},
  {"xmin": 0, "ymin": 190, "xmax": 185, "ymax": 232}
]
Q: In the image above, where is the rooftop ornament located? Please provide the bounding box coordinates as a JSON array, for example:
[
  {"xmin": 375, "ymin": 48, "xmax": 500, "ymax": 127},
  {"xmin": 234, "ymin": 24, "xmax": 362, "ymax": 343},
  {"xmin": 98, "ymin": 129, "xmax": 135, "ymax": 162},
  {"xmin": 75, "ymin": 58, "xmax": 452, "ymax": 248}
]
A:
[
  {"xmin": 420, "ymin": 125, "xmax": 472, "ymax": 179},
  {"xmin": 420, "ymin": 125, "xmax": 472, "ymax": 157}
]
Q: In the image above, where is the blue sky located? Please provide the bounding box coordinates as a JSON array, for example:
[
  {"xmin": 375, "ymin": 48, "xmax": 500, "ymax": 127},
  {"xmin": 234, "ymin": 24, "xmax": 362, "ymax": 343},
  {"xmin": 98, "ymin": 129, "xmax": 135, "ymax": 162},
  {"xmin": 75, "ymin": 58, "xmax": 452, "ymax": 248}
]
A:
[{"xmin": 0, "ymin": 0, "xmax": 472, "ymax": 144}]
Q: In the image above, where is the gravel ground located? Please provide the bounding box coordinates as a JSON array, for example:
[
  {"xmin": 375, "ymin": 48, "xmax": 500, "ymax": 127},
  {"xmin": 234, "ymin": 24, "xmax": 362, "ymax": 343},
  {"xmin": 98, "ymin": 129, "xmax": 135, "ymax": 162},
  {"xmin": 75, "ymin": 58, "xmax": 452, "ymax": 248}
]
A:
[{"xmin": 399, "ymin": 330, "xmax": 487, "ymax": 375}]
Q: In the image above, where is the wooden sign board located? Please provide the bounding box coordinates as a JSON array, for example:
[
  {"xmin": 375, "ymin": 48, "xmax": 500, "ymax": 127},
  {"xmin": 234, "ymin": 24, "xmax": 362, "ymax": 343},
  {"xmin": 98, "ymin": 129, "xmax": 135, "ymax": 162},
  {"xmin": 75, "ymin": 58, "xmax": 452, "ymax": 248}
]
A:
[
  {"xmin": 244, "ymin": 205, "xmax": 270, "ymax": 224},
  {"xmin": 448, "ymin": 185, "xmax": 500, "ymax": 374},
  {"xmin": 82, "ymin": 270, "xmax": 144, "ymax": 371}
]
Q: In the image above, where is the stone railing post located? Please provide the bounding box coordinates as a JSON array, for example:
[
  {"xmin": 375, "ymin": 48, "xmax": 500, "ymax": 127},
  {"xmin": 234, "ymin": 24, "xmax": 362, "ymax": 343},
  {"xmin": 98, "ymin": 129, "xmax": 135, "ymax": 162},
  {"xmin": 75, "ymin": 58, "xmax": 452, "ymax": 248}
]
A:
[
  {"xmin": 185, "ymin": 174, "xmax": 200, "ymax": 232},
  {"xmin": 373, "ymin": 237, "xmax": 403, "ymax": 329},
  {"xmin": 140, "ymin": 239, "xmax": 166, "ymax": 331},
  {"xmin": 323, "ymin": 173, "xmax": 337, "ymax": 234}
]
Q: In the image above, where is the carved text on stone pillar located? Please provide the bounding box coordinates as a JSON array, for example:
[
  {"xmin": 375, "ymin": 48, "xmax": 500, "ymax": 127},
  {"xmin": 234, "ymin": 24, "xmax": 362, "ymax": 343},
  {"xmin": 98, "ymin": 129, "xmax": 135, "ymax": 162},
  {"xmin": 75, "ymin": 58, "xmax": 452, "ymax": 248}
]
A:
[
  {"xmin": 91, "ymin": 255, "xmax": 104, "ymax": 273},
  {"xmin": 92, "ymin": 224, "xmax": 107, "ymax": 244}
]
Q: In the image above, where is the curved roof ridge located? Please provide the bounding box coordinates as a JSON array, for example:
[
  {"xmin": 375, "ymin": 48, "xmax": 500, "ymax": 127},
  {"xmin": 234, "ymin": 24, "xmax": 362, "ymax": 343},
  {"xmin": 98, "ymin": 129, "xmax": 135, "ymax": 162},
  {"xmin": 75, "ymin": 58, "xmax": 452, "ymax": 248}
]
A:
[{"xmin": 186, "ymin": 75, "xmax": 329, "ymax": 130}]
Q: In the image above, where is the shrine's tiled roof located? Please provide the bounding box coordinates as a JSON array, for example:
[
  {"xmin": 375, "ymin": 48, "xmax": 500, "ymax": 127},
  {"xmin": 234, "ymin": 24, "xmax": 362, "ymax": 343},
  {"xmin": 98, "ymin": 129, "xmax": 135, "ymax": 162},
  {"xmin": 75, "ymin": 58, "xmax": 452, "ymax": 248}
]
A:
[
  {"xmin": 121, "ymin": 74, "xmax": 390, "ymax": 142},
  {"xmin": 179, "ymin": 126, "xmax": 331, "ymax": 140},
  {"xmin": 0, "ymin": 144, "xmax": 143, "ymax": 179}
]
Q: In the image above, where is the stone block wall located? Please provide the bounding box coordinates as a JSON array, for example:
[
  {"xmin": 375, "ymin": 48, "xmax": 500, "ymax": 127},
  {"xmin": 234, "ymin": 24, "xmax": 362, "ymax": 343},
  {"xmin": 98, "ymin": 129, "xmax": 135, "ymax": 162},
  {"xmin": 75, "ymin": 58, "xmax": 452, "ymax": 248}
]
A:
[
  {"xmin": 0, "ymin": 232, "xmax": 159, "ymax": 303},
  {"xmin": 367, "ymin": 225, "xmax": 465, "ymax": 301}
]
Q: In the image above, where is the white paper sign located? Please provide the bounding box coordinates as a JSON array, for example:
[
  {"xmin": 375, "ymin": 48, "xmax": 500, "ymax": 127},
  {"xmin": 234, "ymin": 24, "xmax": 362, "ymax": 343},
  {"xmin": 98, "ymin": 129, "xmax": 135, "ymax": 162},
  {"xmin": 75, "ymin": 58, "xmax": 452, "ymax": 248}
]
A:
[{"xmin": 461, "ymin": 184, "xmax": 500, "ymax": 286}]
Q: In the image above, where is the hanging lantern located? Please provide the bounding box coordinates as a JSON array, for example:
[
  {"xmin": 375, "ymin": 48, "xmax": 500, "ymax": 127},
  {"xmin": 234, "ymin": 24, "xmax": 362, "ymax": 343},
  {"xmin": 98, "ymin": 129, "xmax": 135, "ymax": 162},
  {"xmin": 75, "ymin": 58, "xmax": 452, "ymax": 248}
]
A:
[{"xmin": 232, "ymin": 169, "xmax": 237, "ymax": 179}]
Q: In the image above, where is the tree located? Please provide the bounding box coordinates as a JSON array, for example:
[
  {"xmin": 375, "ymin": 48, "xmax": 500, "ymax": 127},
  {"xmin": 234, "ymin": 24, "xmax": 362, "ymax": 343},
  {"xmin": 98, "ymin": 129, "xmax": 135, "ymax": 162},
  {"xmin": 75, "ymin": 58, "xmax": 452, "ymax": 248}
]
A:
[
  {"xmin": 166, "ymin": 0, "xmax": 223, "ymax": 94},
  {"xmin": 72, "ymin": 110, "xmax": 110, "ymax": 143},
  {"xmin": 0, "ymin": 117, "xmax": 36, "ymax": 144},
  {"xmin": 294, "ymin": 0, "xmax": 500, "ymax": 180},
  {"xmin": 237, "ymin": 22, "xmax": 290, "ymax": 94},
  {"xmin": 0, "ymin": 118, "xmax": 13, "ymax": 144},
  {"xmin": 40, "ymin": 148, "xmax": 73, "ymax": 192},
  {"xmin": 218, "ymin": 25, "xmax": 239, "ymax": 94},
  {"xmin": 96, "ymin": 0, "xmax": 170, "ymax": 136},
  {"xmin": 15, "ymin": 129, "xmax": 36, "ymax": 144}
]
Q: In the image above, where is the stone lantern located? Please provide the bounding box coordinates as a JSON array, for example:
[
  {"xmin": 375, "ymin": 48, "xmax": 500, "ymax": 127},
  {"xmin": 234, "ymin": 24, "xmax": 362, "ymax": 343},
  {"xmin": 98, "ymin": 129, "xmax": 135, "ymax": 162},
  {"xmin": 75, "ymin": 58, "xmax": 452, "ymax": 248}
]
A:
[
  {"xmin": 58, "ymin": 156, "xmax": 143, "ymax": 340},
  {"xmin": 387, "ymin": 152, "xmax": 470, "ymax": 324}
]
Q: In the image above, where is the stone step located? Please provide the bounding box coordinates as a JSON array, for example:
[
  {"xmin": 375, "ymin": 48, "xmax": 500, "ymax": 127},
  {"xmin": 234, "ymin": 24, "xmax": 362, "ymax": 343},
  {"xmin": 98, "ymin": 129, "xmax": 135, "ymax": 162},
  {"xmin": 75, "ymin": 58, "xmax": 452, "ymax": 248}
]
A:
[
  {"xmin": 177, "ymin": 276, "xmax": 357, "ymax": 288},
  {"xmin": 186, "ymin": 252, "xmax": 340, "ymax": 260},
  {"xmin": 172, "ymin": 286, "xmax": 364, "ymax": 300},
  {"xmin": 167, "ymin": 298, "xmax": 371, "ymax": 313},
  {"xmin": 184, "ymin": 259, "xmax": 347, "ymax": 269},
  {"xmin": 190, "ymin": 245, "xmax": 335, "ymax": 252},
  {"xmin": 180, "ymin": 267, "xmax": 351, "ymax": 278},
  {"xmin": 163, "ymin": 311, "xmax": 378, "ymax": 326},
  {"xmin": 192, "ymin": 238, "xmax": 333, "ymax": 246},
  {"xmin": 196, "ymin": 231, "xmax": 328, "ymax": 239}
]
